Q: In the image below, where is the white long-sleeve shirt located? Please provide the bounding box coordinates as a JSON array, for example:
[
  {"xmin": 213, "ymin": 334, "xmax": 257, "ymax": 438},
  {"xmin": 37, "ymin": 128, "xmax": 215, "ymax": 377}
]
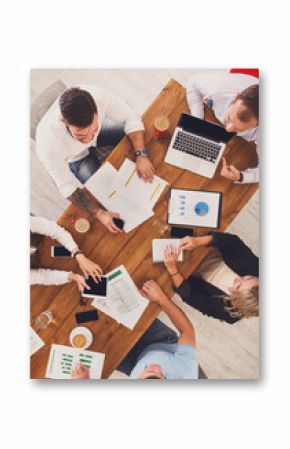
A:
[
  {"xmin": 186, "ymin": 77, "xmax": 259, "ymax": 183},
  {"xmin": 30, "ymin": 216, "xmax": 78, "ymax": 286},
  {"xmin": 36, "ymin": 85, "xmax": 145, "ymax": 198}
]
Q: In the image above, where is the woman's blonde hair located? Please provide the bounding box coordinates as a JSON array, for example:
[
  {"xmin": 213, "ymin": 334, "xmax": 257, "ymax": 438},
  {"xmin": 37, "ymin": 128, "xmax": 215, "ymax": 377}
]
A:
[{"xmin": 224, "ymin": 286, "xmax": 259, "ymax": 319}]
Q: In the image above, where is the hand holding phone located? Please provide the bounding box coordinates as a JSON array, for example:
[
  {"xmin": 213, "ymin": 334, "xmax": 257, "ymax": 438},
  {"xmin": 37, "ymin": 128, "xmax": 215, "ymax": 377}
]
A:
[{"xmin": 113, "ymin": 217, "xmax": 125, "ymax": 230}]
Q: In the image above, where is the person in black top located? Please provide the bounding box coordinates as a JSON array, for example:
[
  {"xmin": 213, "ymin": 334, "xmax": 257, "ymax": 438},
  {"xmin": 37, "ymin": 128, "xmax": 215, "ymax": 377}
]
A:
[{"xmin": 163, "ymin": 232, "xmax": 259, "ymax": 324}]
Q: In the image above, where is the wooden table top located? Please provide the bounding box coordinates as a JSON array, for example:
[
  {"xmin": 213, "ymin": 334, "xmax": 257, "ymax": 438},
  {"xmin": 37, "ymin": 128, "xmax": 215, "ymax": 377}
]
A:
[{"xmin": 30, "ymin": 79, "xmax": 258, "ymax": 379}]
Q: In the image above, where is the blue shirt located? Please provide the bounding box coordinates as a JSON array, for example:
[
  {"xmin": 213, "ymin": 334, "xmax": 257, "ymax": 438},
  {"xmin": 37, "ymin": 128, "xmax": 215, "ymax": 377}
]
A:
[{"xmin": 130, "ymin": 343, "xmax": 198, "ymax": 379}]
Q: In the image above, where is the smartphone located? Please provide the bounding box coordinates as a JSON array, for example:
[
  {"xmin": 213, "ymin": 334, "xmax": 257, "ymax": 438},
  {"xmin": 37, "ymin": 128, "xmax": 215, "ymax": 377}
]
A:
[
  {"xmin": 170, "ymin": 227, "xmax": 194, "ymax": 238},
  {"xmin": 83, "ymin": 276, "xmax": 107, "ymax": 298},
  {"xmin": 75, "ymin": 309, "xmax": 99, "ymax": 324},
  {"xmin": 51, "ymin": 246, "xmax": 72, "ymax": 257},
  {"xmin": 113, "ymin": 217, "xmax": 125, "ymax": 230}
]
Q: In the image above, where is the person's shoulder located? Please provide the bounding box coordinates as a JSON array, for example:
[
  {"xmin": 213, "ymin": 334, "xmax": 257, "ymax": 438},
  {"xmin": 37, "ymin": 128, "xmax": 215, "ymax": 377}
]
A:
[{"xmin": 176, "ymin": 343, "xmax": 197, "ymax": 356}]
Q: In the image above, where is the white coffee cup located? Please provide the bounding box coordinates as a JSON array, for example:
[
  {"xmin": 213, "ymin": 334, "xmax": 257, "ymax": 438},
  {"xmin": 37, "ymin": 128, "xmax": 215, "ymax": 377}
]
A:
[{"xmin": 69, "ymin": 327, "xmax": 93, "ymax": 350}]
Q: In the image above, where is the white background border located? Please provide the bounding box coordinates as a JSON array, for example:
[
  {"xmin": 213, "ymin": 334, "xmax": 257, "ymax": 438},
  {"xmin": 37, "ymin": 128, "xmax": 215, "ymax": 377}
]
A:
[{"xmin": 1, "ymin": 1, "xmax": 288, "ymax": 447}]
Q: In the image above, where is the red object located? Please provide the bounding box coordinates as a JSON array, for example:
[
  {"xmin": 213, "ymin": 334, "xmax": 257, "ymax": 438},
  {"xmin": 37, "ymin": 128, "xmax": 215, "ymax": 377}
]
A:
[
  {"xmin": 230, "ymin": 68, "xmax": 259, "ymax": 78},
  {"xmin": 155, "ymin": 129, "xmax": 162, "ymax": 137},
  {"xmin": 70, "ymin": 217, "xmax": 77, "ymax": 224}
]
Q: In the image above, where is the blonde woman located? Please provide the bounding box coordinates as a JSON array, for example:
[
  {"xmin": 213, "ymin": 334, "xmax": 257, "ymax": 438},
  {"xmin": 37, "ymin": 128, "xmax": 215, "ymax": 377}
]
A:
[{"xmin": 164, "ymin": 232, "xmax": 259, "ymax": 324}]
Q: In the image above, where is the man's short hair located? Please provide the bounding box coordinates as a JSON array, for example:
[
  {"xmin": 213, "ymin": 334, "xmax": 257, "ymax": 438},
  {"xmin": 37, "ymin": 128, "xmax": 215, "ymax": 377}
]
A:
[
  {"xmin": 59, "ymin": 88, "xmax": 97, "ymax": 128},
  {"xmin": 236, "ymin": 84, "xmax": 259, "ymax": 123}
]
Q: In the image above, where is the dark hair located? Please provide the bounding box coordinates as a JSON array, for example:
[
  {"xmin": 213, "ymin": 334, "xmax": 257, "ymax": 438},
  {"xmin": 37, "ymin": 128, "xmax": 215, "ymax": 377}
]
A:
[
  {"xmin": 59, "ymin": 88, "xmax": 97, "ymax": 128},
  {"xmin": 236, "ymin": 84, "xmax": 259, "ymax": 122}
]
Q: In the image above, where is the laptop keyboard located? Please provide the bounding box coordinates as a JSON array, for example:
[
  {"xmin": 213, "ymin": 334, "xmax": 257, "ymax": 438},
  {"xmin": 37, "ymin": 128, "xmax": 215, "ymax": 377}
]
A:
[{"xmin": 172, "ymin": 130, "xmax": 222, "ymax": 163}]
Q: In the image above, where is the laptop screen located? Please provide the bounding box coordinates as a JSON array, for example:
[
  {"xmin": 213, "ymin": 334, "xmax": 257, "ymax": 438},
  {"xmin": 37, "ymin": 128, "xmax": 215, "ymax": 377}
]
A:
[{"xmin": 179, "ymin": 113, "xmax": 236, "ymax": 143}]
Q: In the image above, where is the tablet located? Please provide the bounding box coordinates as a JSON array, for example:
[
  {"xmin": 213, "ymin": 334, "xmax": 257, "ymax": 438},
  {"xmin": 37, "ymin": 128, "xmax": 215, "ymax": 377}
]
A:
[
  {"xmin": 168, "ymin": 188, "xmax": 222, "ymax": 229},
  {"xmin": 82, "ymin": 276, "xmax": 107, "ymax": 299}
]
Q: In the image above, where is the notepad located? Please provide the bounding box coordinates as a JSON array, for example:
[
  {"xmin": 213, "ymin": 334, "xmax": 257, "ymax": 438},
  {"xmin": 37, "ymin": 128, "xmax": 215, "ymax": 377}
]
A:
[
  {"xmin": 45, "ymin": 344, "xmax": 105, "ymax": 380},
  {"xmin": 152, "ymin": 239, "xmax": 183, "ymax": 263}
]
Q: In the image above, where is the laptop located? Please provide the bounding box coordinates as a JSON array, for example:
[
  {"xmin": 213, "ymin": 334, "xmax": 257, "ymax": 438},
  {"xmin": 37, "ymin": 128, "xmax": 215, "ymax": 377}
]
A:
[{"xmin": 165, "ymin": 113, "xmax": 236, "ymax": 178}]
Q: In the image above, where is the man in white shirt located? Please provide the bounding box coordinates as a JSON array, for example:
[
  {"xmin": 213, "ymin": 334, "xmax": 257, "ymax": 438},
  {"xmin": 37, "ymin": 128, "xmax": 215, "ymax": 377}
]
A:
[
  {"xmin": 36, "ymin": 86, "xmax": 155, "ymax": 233},
  {"xmin": 186, "ymin": 79, "xmax": 259, "ymax": 183}
]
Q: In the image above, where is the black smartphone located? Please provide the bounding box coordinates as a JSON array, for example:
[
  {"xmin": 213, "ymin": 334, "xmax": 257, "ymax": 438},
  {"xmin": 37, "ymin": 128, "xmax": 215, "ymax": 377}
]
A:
[
  {"xmin": 51, "ymin": 246, "xmax": 72, "ymax": 257},
  {"xmin": 113, "ymin": 217, "xmax": 125, "ymax": 230},
  {"xmin": 75, "ymin": 309, "xmax": 99, "ymax": 324},
  {"xmin": 170, "ymin": 227, "xmax": 194, "ymax": 238},
  {"xmin": 83, "ymin": 276, "xmax": 107, "ymax": 298}
]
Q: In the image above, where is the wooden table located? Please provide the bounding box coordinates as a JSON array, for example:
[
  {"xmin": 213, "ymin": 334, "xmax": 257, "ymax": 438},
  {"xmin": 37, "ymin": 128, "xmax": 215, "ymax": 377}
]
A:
[{"xmin": 30, "ymin": 79, "xmax": 258, "ymax": 379}]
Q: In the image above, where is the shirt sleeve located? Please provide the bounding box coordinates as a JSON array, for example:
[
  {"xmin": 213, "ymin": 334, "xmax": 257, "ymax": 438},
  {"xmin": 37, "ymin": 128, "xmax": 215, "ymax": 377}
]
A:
[
  {"xmin": 102, "ymin": 91, "xmax": 145, "ymax": 134},
  {"xmin": 30, "ymin": 268, "xmax": 70, "ymax": 285},
  {"xmin": 186, "ymin": 79, "xmax": 206, "ymax": 118},
  {"xmin": 236, "ymin": 140, "xmax": 259, "ymax": 184},
  {"xmin": 30, "ymin": 216, "xmax": 77, "ymax": 252},
  {"xmin": 38, "ymin": 152, "xmax": 83, "ymax": 198}
]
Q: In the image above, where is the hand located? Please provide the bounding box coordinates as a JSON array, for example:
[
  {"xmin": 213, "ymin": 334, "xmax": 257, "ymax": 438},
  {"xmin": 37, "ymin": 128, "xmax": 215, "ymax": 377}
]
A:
[
  {"xmin": 164, "ymin": 244, "xmax": 179, "ymax": 274},
  {"xmin": 68, "ymin": 273, "xmax": 90, "ymax": 292},
  {"xmin": 96, "ymin": 209, "xmax": 123, "ymax": 234},
  {"xmin": 71, "ymin": 363, "xmax": 90, "ymax": 379},
  {"xmin": 136, "ymin": 156, "xmax": 155, "ymax": 182},
  {"xmin": 141, "ymin": 280, "xmax": 168, "ymax": 304},
  {"xmin": 179, "ymin": 235, "xmax": 212, "ymax": 251},
  {"xmin": 220, "ymin": 157, "xmax": 241, "ymax": 181},
  {"xmin": 76, "ymin": 254, "xmax": 103, "ymax": 282}
]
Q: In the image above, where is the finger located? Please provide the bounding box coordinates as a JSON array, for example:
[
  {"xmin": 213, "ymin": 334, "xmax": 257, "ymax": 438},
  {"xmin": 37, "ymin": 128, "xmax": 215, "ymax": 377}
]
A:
[{"xmin": 222, "ymin": 157, "xmax": 227, "ymax": 167}]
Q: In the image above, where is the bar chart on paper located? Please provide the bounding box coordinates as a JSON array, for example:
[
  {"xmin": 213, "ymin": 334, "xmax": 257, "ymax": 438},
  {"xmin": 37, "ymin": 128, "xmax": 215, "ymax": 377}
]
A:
[{"xmin": 45, "ymin": 345, "xmax": 105, "ymax": 379}]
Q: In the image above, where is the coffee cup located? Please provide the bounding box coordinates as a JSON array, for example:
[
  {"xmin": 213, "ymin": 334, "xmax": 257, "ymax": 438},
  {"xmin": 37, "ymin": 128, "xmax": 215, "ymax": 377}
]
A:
[{"xmin": 69, "ymin": 327, "xmax": 93, "ymax": 350}]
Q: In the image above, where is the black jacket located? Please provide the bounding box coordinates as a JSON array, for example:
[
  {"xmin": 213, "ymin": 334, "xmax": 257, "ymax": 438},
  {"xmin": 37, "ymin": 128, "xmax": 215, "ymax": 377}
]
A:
[{"xmin": 175, "ymin": 233, "xmax": 259, "ymax": 324}]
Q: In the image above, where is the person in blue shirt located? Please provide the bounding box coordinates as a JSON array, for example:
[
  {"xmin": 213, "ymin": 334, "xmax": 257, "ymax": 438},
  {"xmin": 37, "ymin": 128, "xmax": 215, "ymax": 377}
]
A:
[
  {"xmin": 129, "ymin": 280, "xmax": 198, "ymax": 379},
  {"xmin": 72, "ymin": 280, "xmax": 198, "ymax": 380}
]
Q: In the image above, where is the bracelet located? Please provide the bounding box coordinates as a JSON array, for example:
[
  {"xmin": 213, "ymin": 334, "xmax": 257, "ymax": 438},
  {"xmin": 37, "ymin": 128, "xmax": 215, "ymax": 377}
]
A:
[{"xmin": 169, "ymin": 271, "xmax": 179, "ymax": 277}]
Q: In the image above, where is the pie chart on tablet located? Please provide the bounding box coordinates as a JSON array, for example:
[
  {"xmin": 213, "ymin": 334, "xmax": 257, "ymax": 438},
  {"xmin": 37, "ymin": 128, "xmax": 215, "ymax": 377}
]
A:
[{"xmin": 194, "ymin": 201, "xmax": 209, "ymax": 217}]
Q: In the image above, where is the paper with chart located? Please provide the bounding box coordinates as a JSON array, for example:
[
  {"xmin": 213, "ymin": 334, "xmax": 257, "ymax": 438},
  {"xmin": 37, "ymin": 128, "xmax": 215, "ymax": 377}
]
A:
[
  {"xmin": 30, "ymin": 327, "xmax": 45, "ymax": 356},
  {"xmin": 92, "ymin": 265, "xmax": 149, "ymax": 330},
  {"xmin": 169, "ymin": 189, "xmax": 222, "ymax": 228},
  {"xmin": 45, "ymin": 344, "xmax": 105, "ymax": 379},
  {"xmin": 152, "ymin": 239, "xmax": 183, "ymax": 263},
  {"xmin": 85, "ymin": 159, "xmax": 168, "ymax": 232}
]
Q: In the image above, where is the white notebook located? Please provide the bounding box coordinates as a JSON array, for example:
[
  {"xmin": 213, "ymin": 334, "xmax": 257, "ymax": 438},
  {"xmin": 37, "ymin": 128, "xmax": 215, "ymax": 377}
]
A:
[{"xmin": 152, "ymin": 239, "xmax": 183, "ymax": 263}]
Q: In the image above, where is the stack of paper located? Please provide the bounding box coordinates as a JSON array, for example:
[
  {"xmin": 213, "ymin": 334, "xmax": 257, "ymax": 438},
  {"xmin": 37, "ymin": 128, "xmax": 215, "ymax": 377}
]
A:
[
  {"xmin": 45, "ymin": 344, "xmax": 105, "ymax": 379},
  {"xmin": 85, "ymin": 158, "xmax": 168, "ymax": 232},
  {"xmin": 152, "ymin": 239, "xmax": 183, "ymax": 263},
  {"xmin": 92, "ymin": 265, "xmax": 149, "ymax": 330}
]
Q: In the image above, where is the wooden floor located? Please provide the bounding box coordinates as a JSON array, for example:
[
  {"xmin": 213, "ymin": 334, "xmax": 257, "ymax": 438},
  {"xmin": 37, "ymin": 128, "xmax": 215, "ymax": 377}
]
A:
[{"xmin": 30, "ymin": 69, "xmax": 259, "ymax": 379}]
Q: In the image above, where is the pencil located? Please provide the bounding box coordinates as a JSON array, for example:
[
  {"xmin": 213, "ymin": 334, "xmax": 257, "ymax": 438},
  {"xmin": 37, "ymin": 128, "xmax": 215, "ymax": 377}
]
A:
[
  {"xmin": 149, "ymin": 183, "xmax": 160, "ymax": 202},
  {"xmin": 108, "ymin": 190, "xmax": 116, "ymax": 198},
  {"xmin": 125, "ymin": 169, "xmax": 136, "ymax": 187}
]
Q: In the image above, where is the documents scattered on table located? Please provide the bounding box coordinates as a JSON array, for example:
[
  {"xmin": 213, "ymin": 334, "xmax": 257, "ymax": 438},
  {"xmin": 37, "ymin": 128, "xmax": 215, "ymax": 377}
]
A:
[
  {"xmin": 92, "ymin": 265, "xmax": 149, "ymax": 330},
  {"xmin": 85, "ymin": 159, "xmax": 168, "ymax": 232},
  {"xmin": 168, "ymin": 188, "xmax": 222, "ymax": 228},
  {"xmin": 30, "ymin": 327, "xmax": 45, "ymax": 356},
  {"xmin": 152, "ymin": 239, "xmax": 183, "ymax": 263},
  {"xmin": 45, "ymin": 344, "xmax": 105, "ymax": 379}
]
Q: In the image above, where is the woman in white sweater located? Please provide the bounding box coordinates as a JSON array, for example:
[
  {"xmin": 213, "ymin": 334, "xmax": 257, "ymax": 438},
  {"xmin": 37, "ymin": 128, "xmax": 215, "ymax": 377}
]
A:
[{"xmin": 30, "ymin": 216, "xmax": 102, "ymax": 291}]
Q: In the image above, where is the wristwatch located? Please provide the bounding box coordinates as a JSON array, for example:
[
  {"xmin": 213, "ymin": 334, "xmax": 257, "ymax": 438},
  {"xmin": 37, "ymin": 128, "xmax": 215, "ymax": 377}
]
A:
[
  {"xmin": 135, "ymin": 148, "xmax": 149, "ymax": 157},
  {"xmin": 73, "ymin": 250, "xmax": 83, "ymax": 258}
]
